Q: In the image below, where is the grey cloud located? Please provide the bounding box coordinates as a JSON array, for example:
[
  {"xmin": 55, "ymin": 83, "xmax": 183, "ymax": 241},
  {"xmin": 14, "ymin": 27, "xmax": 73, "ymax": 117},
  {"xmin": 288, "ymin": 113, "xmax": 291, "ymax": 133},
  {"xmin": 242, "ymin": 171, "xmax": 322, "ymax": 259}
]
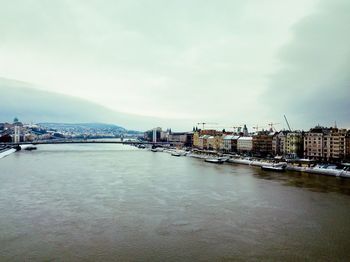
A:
[
  {"xmin": 263, "ymin": 0, "xmax": 350, "ymax": 129},
  {"xmin": 1, "ymin": 0, "xmax": 339, "ymax": 130}
]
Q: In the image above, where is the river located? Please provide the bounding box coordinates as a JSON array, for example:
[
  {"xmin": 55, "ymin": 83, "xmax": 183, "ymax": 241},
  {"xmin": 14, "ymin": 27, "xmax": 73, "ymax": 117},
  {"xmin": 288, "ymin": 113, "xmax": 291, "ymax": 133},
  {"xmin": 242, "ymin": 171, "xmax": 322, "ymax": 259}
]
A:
[{"xmin": 1, "ymin": 144, "xmax": 350, "ymax": 261}]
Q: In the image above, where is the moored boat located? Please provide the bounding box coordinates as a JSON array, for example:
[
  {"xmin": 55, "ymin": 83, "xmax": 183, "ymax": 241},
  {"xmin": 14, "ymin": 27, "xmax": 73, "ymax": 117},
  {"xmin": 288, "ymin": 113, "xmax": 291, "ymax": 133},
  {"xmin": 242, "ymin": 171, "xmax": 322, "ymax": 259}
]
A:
[
  {"xmin": 204, "ymin": 157, "xmax": 228, "ymax": 164},
  {"xmin": 205, "ymin": 158, "xmax": 224, "ymax": 164},
  {"xmin": 24, "ymin": 146, "xmax": 37, "ymax": 151},
  {"xmin": 171, "ymin": 152, "xmax": 182, "ymax": 157},
  {"xmin": 261, "ymin": 163, "xmax": 287, "ymax": 172}
]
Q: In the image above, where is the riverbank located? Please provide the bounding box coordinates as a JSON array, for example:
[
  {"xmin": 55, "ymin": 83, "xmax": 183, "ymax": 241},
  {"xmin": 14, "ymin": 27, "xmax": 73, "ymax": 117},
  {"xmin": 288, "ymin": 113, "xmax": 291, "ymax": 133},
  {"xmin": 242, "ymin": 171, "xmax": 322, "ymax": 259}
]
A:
[
  {"xmin": 227, "ymin": 157, "xmax": 350, "ymax": 178},
  {"xmin": 147, "ymin": 147, "xmax": 350, "ymax": 179},
  {"xmin": 0, "ymin": 147, "xmax": 16, "ymax": 159}
]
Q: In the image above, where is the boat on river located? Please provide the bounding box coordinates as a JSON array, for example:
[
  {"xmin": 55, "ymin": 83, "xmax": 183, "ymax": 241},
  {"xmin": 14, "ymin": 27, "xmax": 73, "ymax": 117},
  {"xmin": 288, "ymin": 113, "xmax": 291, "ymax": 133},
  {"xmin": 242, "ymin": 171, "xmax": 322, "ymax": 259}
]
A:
[
  {"xmin": 261, "ymin": 163, "xmax": 287, "ymax": 172},
  {"xmin": 24, "ymin": 146, "xmax": 37, "ymax": 151},
  {"xmin": 170, "ymin": 150, "xmax": 187, "ymax": 157},
  {"xmin": 151, "ymin": 147, "xmax": 164, "ymax": 152},
  {"xmin": 171, "ymin": 152, "xmax": 182, "ymax": 157},
  {"xmin": 204, "ymin": 157, "xmax": 229, "ymax": 164}
]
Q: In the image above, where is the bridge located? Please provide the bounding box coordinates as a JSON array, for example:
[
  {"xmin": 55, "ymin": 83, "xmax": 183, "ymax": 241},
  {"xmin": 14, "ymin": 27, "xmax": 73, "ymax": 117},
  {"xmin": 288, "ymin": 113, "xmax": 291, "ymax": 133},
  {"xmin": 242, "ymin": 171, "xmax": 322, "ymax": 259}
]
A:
[{"xmin": 0, "ymin": 140, "xmax": 178, "ymax": 147}]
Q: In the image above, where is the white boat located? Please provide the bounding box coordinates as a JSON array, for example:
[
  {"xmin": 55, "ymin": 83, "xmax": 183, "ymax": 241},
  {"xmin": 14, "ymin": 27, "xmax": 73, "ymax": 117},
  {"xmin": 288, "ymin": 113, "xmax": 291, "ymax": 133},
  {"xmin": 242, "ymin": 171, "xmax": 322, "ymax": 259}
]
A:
[
  {"xmin": 204, "ymin": 157, "xmax": 228, "ymax": 164},
  {"xmin": 170, "ymin": 150, "xmax": 187, "ymax": 157},
  {"xmin": 228, "ymin": 158, "xmax": 253, "ymax": 165},
  {"xmin": 261, "ymin": 163, "xmax": 287, "ymax": 172},
  {"xmin": 205, "ymin": 158, "xmax": 225, "ymax": 164},
  {"xmin": 151, "ymin": 147, "xmax": 164, "ymax": 152},
  {"xmin": 307, "ymin": 165, "xmax": 343, "ymax": 177},
  {"xmin": 171, "ymin": 152, "xmax": 182, "ymax": 157},
  {"xmin": 187, "ymin": 153, "xmax": 207, "ymax": 159},
  {"xmin": 340, "ymin": 170, "xmax": 350, "ymax": 178}
]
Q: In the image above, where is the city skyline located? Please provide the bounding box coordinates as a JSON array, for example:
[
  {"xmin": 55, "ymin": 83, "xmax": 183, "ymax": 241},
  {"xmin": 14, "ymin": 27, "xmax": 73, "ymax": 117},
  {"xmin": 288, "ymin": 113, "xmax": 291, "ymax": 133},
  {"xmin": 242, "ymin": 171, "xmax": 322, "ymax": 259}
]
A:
[{"xmin": 1, "ymin": 0, "xmax": 349, "ymax": 130}]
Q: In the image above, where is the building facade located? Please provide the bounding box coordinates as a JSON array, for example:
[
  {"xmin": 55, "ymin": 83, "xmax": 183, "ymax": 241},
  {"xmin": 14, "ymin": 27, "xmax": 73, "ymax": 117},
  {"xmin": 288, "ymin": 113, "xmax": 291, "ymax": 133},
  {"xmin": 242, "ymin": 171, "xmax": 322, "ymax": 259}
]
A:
[
  {"xmin": 304, "ymin": 126, "xmax": 325, "ymax": 160},
  {"xmin": 346, "ymin": 131, "xmax": 350, "ymax": 161},
  {"xmin": 168, "ymin": 132, "xmax": 193, "ymax": 147},
  {"xmin": 286, "ymin": 132, "xmax": 303, "ymax": 158},
  {"xmin": 193, "ymin": 131, "xmax": 200, "ymax": 148},
  {"xmin": 304, "ymin": 126, "xmax": 347, "ymax": 161},
  {"xmin": 272, "ymin": 131, "xmax": 288, "ymax": 156},
  {"xmin": 206, "ymin": 135, "xmax": 222, "ymax": 151},
  {"xmin": 252, "ymin": 132, "xmax": 273, "ymax": 156},
  {"xmin": 198, "ymin": 135, "xmax": 210, "ymax": 149},
  {"xmin": 14, "ymin": 126, "xmax": 20, "ymax": 143},
  {"xmin": 222, "ymin": 135, "xmax": 240, "ymax": 152},
  {"xmin": 237, "ymin": 137, "xmax": 253, "ymax": 153},
  {"xmin": 323, "ymin": 128, "xmax": 347, "ymax": 161}
]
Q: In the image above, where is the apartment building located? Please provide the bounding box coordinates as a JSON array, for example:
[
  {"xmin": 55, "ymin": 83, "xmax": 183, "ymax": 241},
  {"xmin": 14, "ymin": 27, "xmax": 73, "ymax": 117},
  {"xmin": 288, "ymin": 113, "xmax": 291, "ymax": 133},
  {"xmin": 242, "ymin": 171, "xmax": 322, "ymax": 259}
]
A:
[
  {"xmin": 237, "ymin": 137, "xmax": 253, "ymax": 153},
  {"xmin": 304, "ymin": 126, "xmax": 325, "ymax": 160},
  {"xmin": 323, "ymin": 128, "xmax": 347, "ymax": 161},
  {"xmin": 252, "ymin": 132, "xmax": 274, "ymax": 156},
  {"xmin": 272, "ymin": 131, "xmax": 288, "ymax": 156},
  {"xmin": 286, "ymin": 132, "xmax": 303, "ymax": 158},
  {"xmin": 222, "ymin": 135, "xmax": 240, "ymax": 152}
]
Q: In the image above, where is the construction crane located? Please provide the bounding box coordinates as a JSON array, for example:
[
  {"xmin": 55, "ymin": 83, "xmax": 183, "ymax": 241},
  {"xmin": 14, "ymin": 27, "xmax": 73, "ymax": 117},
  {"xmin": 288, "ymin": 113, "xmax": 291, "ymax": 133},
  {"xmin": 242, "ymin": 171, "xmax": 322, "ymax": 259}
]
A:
[
  {"xmin": 252, "ymin": 125, "xmax": 260, "ymax": 132},
  {"xmin": 227, "ymin": 124, "xmax": 244, "ymax": 133},
  {"xmin": 283, "ymin": 115, "xmax": 292, "ymax": 131},
  {"xmin": 230, "ymin": 126, "xmax": 239, "ymax": 133},
  {"xmin": 218, "ymin": 125, "xmax": 244, "ymax": 133},
  {"xmin": 252, "ymin": 123, "xmax": 279, "ymax": 132},
  {"xmin": 202, "ymin": 124, "xmax": 243, "ymax": 133},
  {"xmin": 197, "ymin": 122, "xmax": 218, "ymax": 130},
  {"xmin": 252, "ymin": 124, "xmax": 268, "ymax": 132},
  {"xmin": 267, "ymin": 122, "xmax": 280, "ymax": 132}
]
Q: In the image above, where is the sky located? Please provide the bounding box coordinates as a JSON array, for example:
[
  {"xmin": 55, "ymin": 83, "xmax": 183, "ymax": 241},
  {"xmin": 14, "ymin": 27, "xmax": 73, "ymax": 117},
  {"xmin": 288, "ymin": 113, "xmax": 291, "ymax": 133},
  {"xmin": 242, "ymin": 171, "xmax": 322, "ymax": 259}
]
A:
[{"xmin": 0, "ymin": 0, "xmax": 349, "ymax": 131}]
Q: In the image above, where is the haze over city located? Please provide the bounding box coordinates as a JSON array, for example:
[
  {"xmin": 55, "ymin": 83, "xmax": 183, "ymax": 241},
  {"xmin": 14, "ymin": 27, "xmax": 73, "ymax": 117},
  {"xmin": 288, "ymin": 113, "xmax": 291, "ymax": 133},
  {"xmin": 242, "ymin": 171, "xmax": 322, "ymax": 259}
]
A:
[{"xmin": 1, "ymin": 0, "xmax": 349, "ymax": 130}]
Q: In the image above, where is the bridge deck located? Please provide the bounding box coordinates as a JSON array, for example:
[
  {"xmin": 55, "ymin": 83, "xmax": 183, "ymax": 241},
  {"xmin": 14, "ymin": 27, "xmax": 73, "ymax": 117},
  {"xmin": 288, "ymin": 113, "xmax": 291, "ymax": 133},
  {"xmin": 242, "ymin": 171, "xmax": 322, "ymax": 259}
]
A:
[{"xmin": 0, "ymin": 140, "xmax": 179, "ymax": 146}]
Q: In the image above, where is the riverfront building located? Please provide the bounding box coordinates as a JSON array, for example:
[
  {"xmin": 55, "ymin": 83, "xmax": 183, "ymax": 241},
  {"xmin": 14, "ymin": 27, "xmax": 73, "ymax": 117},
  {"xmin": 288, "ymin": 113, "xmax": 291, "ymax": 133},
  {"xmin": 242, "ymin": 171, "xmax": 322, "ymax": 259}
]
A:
[
  {"xmin": 304, "ymin": 126, "xmax": 326, "ymax": 160},
  {"xmin": 144, "ymin": 128, "xmax": 162, "ymax": 142},
  {"xmin": 272, "ymin": 131, "xmax": 288, "ymax": 156},
  {"xmin": 207, "ymin": 135, "xmax": 223, "ymax": 151},
  {"xmin": 222, "ymin": 135, "xmax": 240, "ymax": 153},
  {"xmin": 14, "ymin": 126, "xmax": 20, "ymax": 143},
  {"xmin": 193, "ymin": 131, "xmax": 200, "ymax": 148},
  {"xmin": 346, "ymin": 131, "xmax": 350, "ymax": 161},
  {"xmin": 323, "ymin": 128, "xmax": 347, "ymax": 161},
  {"xmin": 142, "ymin": 124, "xmax": 350, "ymax": 162},
  {"xmin": 193, "ymin": 130, "xmax": 221, "ymax": 150},
  {"xmin": 237, "ymin": 137, "xmax": 253, "ymax": 153},
  {"xmin": 304, "ymin": 126, "xmax": 348, "ymax": 161},
  {"xmin": 168, "ymin": 132, "xmax": 193, "ymax": 147},
  {"xmin": 198, "ymin": 135, "xmax": 210, "ymax": 149},
  {"xmin": 160, "ymin": 129, "xmax": 171, "ymax": 141},
  {"xmin": 252, "ymin": 132, "xmax": 274, "ymax": 157},
  {"xmin": 286, "ymin": 132, "xmax": 304, "ymax": 158}
]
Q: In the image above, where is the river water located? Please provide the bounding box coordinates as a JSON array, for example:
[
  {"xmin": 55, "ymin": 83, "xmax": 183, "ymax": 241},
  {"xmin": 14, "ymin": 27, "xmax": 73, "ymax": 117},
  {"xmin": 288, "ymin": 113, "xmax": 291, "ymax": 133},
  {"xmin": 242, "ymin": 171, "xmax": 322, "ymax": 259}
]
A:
[{"xmin": 1, "ymin": 144, "xmax": 350, "ymax": 261}]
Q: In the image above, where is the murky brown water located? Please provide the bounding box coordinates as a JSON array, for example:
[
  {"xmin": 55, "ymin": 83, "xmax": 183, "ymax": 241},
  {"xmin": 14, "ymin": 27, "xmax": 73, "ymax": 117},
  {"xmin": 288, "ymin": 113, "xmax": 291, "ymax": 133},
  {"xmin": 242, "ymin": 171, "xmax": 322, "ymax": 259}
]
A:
[{"xmin": 1, "ymin": 144, "xmax": 350, "ymax": 261}]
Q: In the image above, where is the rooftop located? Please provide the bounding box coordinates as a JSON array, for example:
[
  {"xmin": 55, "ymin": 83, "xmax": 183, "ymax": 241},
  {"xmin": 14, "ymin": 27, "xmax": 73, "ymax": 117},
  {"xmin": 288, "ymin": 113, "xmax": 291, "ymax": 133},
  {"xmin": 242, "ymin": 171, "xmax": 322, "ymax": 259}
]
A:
[{"xmin": 238, "ymin": 136, "xmax": 252, "ymax": 141}]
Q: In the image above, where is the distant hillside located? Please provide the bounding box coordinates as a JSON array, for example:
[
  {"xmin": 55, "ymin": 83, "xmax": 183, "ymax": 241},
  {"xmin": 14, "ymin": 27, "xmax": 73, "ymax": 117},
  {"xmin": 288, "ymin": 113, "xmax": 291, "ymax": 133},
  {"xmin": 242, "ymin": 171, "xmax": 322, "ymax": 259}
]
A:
[
  {"xmin": 37, "ymin": 122, "xmax": 142, "ymax": 134},
  {"xmin": 38, "ymin": 122, "xmax": 126, "ymax": 131}
]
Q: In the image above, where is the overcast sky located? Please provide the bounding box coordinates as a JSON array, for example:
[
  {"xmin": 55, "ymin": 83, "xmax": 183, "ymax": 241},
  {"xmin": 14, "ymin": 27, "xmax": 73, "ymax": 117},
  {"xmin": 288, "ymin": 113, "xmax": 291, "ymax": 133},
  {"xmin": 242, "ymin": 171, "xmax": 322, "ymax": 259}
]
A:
[{"xmin": 0, "ymin": 0, "xmax": 349, "ymax": 130}]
